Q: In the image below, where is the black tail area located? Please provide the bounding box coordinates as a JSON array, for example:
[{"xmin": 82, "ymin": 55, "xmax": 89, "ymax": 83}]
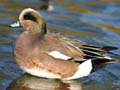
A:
[
  {"xmin": 101, "ymin": 46, "xmax": 118, "ymax": 52},
  {"xmin": 91, "ymin": 58, "xmax": 118, "ymax": 72}
]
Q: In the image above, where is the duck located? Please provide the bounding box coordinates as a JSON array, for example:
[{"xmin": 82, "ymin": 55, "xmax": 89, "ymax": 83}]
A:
[{"xmin": 10, "ymin": 8, "xmax": 118, "ymax": 80}]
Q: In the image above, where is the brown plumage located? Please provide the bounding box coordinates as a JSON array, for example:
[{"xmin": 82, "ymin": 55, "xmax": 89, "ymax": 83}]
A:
[{"xmin": 10, "ymin": 8, "xmax": 118, "ymax": 80}]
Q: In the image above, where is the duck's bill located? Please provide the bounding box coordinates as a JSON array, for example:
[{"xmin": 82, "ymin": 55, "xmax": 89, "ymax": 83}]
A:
[{"xmin": 9, "ymin": 21, "xmax": 20, "ymax": 28}]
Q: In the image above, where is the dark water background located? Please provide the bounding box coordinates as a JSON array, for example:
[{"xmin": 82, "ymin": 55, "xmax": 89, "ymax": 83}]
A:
[{"xmin": 0, "ymin": 0, "xmax": 120, "ymax": 90}]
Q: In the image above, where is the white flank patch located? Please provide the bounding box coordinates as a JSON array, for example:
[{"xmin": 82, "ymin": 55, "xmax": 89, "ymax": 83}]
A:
[
  {"xmin": 23, "ymin": 68, "xmax": 61, "ymax": 79},
  {"xmin": 48, "ymin": 51, "xmax": 71, "ymax": 60},
  {"xmin": 10, "ymin": 21, "xmax": 20, "ymax": 27},
  {"xmin": 64, "ymin": 59, "xmax": 92, "ymax": 80}
]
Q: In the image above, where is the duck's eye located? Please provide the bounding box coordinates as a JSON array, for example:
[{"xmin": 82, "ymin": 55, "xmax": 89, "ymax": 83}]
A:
[{"xmin": 24, "ymin": 13, "xmax": 36, "ymax": 22}]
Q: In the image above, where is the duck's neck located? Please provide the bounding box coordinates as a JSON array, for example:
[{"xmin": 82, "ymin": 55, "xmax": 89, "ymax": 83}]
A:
[
  {"xmin": 26, "ymin": 23, "xmax": 47, "ymax": 35},
  {"xmin": 24, "ymin": 31, "xmax": 45, "ymax": 42}
]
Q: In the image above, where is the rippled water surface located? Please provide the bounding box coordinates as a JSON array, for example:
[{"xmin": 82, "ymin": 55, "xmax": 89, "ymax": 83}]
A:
[{"xmin": 0, "ymin": 0, "xmax": 120, "ymax": 90}]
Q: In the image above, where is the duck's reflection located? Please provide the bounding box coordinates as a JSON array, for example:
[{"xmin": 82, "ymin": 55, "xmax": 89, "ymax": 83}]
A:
[{"xmin": 8, "ymin": 74, "xmax": 83, "ymax": 90}]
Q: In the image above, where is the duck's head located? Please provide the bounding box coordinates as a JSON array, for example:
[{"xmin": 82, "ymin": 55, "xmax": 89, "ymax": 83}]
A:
[{"xmin": 10, "ymin": 8, "xmax": 46, "ymax": 35}]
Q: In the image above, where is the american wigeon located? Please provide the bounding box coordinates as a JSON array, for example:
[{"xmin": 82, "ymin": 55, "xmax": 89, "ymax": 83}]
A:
[{"xmin": 10, "ymin": 8, "xmax": 117, "ymax": 80}]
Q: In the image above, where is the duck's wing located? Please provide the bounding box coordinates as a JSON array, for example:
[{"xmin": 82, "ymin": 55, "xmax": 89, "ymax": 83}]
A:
[
  {"xmin": 46, "ymin": 33, "xmax": 118, "ymax": 62},
  {"xmin": 64, "ymin": 36, "xmax": 118, "ymax": 59},
  {"xmin": 45, "ymin": 33, "xmax": 85, "ymax": 61}
]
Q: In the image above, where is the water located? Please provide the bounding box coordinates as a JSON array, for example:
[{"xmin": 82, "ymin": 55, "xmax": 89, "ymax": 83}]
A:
[{"xmin": 0, "ymin": 0, "xmax": 120, "ymax": 90}]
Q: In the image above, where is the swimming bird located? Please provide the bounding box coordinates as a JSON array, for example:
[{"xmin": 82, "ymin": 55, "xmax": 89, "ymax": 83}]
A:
[{"xmin": 10, "ymin": 8, "xmax": 117, "ymax": 80}]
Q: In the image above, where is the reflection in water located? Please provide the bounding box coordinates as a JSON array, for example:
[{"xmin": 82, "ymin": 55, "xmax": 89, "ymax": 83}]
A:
[
  {"xmin": 8, "ymin": 73, "xmax": 120, "ymax": 90},
  {"xmin": 8, "ymin": 74, "xmax": 82, "ymax": 90}
]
